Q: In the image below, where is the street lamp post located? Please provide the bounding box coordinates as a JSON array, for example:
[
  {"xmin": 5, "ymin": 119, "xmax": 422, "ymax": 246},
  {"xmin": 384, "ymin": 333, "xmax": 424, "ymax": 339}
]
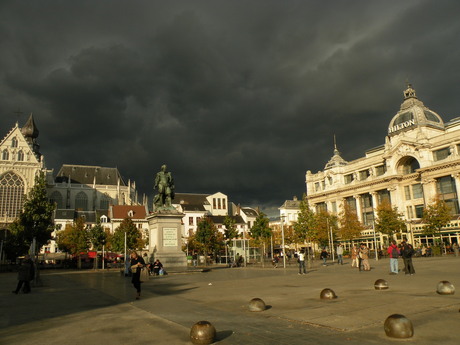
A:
[
  {"xmin": 280, "ymin": 215, "xmax": 286, "ymax": 268},
  {"xmin": 372, "ymin": 221, "xmax": 379, "ymax": 261}
]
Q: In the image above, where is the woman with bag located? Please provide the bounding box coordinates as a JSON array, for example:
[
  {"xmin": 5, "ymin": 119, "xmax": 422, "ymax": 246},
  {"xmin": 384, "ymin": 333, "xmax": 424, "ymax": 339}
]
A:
[{"xmin": 130, "ymin": 251, "xmax": 145, "ymax": 300}]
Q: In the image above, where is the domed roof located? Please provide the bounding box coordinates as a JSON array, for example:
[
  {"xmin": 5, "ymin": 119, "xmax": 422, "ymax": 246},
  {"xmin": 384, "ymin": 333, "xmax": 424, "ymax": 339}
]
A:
[{"xmin": 388, "ymin": 84, "xmax": 444, "ymax": 136}]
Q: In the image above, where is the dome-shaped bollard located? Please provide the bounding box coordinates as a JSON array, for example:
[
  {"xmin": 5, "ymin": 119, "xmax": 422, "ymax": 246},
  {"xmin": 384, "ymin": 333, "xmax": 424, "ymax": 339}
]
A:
[
  {"xmin": 320, "ymin": 288, "xmax": 337, "ymax": 300},
  {"xmin": 190, "ymin": 321, "xmax": 216, "ymax": 345},
  {"xmin": 374, "ymin": 279, "xmax": 389, "ymax": 290},
  {"xmin": 248, "ymin": 298, "xmax": 266, "ymax": 312},
  {"xmin": 436, "ymin": 281, "xmax": 455, "ymax": 295},
  {"xmin": 384, "ymin": 314, "xmax": 414, "ymax": 339}
]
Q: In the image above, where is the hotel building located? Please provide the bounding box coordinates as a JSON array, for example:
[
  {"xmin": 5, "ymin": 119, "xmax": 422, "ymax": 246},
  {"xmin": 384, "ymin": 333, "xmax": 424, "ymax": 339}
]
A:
[{"xmin": 305, "ymin": 85, "xmax": 460, "ymax": 249}]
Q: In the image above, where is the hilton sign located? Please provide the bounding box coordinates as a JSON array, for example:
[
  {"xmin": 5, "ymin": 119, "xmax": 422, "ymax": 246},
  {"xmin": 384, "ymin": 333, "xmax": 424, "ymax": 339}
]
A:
[{"xmin": 388, "ymin": 119, "xmax": 415, "ymax": 134}]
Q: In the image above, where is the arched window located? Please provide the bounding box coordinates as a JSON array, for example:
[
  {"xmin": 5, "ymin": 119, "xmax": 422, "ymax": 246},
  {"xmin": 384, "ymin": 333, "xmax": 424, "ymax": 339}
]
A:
[
  {"xmin": 2, "ymin": 150, "xmax": 9, "ymax": 160},
  {"xmin": 398, "ymin": 156, "xmax": 420, "ymax": 174},
  {"xmin": 0, "ymin": 172, "xmax": 25, "ymax": 219},
  {"xmin": 17, "ymin": 150, "xmax": 24, "ymax": 161},
  {"xmin": 11, "ymin": 137, "xmax": 18, "ymax": 148},
  {"xmin": 50, "ymin": 191, "xmax": 63, "ymax": 209},
  {"xmin": 100, "ymin": 194, "xmax": 110, "ymax": 210},
  {"xmin": 75, "ymin": 191, "xmax": 88, "ymax": 211}
]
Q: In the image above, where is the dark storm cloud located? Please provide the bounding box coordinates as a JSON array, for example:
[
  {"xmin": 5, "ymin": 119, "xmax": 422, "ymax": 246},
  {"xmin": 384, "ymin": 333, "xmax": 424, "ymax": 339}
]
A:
[{"xmin": 1, "ymin": 0, "xmax": 460, "ymax": 216}]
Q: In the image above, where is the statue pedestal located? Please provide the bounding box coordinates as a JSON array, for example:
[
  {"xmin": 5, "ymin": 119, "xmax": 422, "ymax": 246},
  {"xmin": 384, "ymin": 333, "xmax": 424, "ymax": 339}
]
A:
[{"xmin": 147, "ymin": 209, "xmax": 187, "ymax": 269}]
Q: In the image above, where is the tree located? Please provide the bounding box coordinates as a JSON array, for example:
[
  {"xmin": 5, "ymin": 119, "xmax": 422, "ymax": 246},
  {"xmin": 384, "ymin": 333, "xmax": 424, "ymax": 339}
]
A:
[
  {"xmin": 88, "ymin": 222, "xmax": 107, "ymax": 269},
  {"xmin": 56, "ymin": 217, "xmax": 89, "ymax": 254},
  {"xmin": 293, "ymin": 194, "xmax": 316, "ymax": 245},
  {"xmin": 292, "ymin": 195, "xmax": 317, "ymax": 264},
  {"xmin": 56, "ymin": 217, "xmax": 90, "ymax": 268},
  {"xmin": 314, "ymin": 211, "xmax": 337, "ymax": 247},
  {"xmin": 374, "ymin": 201, "xmax": 406, "ymax": 239},
  {"xmin": 111, "ymin": 218, "xmax": 145, "ymax": 252},
  {"xmin": 338, "ymin": 204, "xmax": 365, "ymax": 242},
  {"xmin": 195, "ymin": 216, "xmax": 220, "ymax": 265},
  {"xmin": 422, "ymin": 196, "xmax": 451, "ymax": 240},
  {"xmin": 249, "ymin": 212, "xmax": 272, "ymax": 265},
  {"xmin": 88, "ymin": 223, "xmax": 107, "ymax": 251},
  {"xmin": 223, "ymin": 215, "xmax": 239, "ymax": 262},
  {"xmin": 8, "ymin": 172, "xmax": 55, "ymax": 258}
]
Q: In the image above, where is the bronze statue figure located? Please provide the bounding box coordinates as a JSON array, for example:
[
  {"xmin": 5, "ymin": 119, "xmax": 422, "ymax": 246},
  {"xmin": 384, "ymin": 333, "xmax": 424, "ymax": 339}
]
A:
[{"xmin": 153, "ymin": 164, "xmax": 175, "ymax": 209}]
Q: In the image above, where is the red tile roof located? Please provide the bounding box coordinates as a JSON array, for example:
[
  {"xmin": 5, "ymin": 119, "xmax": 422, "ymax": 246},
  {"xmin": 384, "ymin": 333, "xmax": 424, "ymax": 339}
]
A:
[{"xmin": 111, "ymin": 205, "xmax": 147, "ymax": 220}]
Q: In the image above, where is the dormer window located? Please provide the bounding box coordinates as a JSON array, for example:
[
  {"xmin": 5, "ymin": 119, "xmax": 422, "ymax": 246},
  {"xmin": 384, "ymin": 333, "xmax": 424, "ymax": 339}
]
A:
[
  {"xmin": 100, "ymin": 215, "xmax": 108, "ymax": 223},
  {"xmin": 128, "ymin": 210, "xmax": 134, "ymax": 217}
]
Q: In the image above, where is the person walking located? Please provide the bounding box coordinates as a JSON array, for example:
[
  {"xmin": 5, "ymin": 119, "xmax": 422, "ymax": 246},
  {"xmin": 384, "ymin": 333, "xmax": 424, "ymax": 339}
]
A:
[
  {"xmin": 12, "ymin": 255, "xmax": 34, "ymax": 294},
  {"xmin": 359, "ymin": 244, "xmax": 370, "ymax": 271},
  {"xmin": 387, "ymin": 240, "xmax": 400, "ymax": 274},
  {"xmin": 351, "ymin": 245, "xmax": 359, "ymax": 268},
  {"xmin": 337, "ymin": 244, "xmax": 344, "ymax": 265},
  {"xmin": 130, "ymin": 251, "xmax": 145, "ymax": 300},
  {"xmin": 320, "ymin": 248, "xmax": 328, "ymax": 266},
  {"xmin": 401, "ymin": 242, "xmax": 416, "ymax": 275},
  {"xmin": 298, "ymin": 250, "xmax": 307, "ymax": 275}
]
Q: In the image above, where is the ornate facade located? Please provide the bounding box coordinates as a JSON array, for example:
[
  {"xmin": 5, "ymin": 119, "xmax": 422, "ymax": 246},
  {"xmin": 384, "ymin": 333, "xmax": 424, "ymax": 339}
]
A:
[
  {"xmin": 306, "ymin": 85, "xmax": 460, "ymax": 248},
  {"xmin": 0, "ymin": 115, "xmax": 50, "ymax": 228}
]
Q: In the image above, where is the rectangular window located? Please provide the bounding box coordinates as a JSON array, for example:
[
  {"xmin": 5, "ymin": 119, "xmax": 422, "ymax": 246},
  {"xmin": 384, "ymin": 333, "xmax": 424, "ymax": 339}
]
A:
[
  {"xmin": 222, "ymin": 199, "xmax": 226, "ymax": 210},
  {"xmin": 331, "ymin": 201, "xmax": 337, "ymax": 214},
  {"xmin": 433, "ymin": 147, "xmax": 450, "ymax": 161},
  {"xmin": 315, "ymin": 182, "xmax": 320, "ymax": 191},
  {"xmin": 213, "ymin": 198, "xmax": 216, "ymax": 208},
  {"xmin": 361, "ymin": 194, "xmax": 373, "ymax": 208},
  {"xmin": 437, "ymin": 176, "xmax": 456, "ymax": 195},
  {"xmin": 445, "ymin": 199, "xmax": 460, "ymax": 215},
  {"xmin": 316, "ymin": 202, "xmax": 327, "ymax": 213},
  {"xmin": 362, "ymin": 211, "xmax": 374, "ymax": 226},
  {"xmin": 345, "ymin": 197, "xmax": 357, "ymax": 211},
  {"xmin": 412, "ymin": 184, "xmax": 423, "ymax": 199},
  {"xmin": 404, "ymin": 186, "xmax": 411, "ymax": 200},
  {"xmin": 406, "ymin": 206, "xmax": 414, "ymax": 219},
  {"xmin": 377, "ymin": 190, "xmax": 391, "ymax": 205},
  {"xmin": 375, "ymin": 165, "xmax": 386, "ymax": 176},
  {"xmin": 189, "ymin": 217, "xmax": 193, "ymax": 226},
  {"xmin": 344, "ymin": 174, "xmax": 354, "ymax": 184},
  {"xmin": 218, "ymin": 199, "xmax": 221, "ymax": 209},
  {"xmin": 359, "ymin": 170, "xmax": 370, "ymax": 181},
  {"xmin": 415, "ymin": 205, "xmax": 424, "ymax": 218}
]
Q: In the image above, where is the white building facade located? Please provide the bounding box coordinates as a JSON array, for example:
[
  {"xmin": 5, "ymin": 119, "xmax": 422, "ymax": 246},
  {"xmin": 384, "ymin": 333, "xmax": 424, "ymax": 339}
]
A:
[{"xmin": 306, "ymin": 85, "xmax": 460, "ymax": 248}]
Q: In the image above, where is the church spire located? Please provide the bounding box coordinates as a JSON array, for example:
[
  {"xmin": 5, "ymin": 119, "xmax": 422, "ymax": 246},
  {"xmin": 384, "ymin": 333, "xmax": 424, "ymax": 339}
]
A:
[{"xmin": 21, "ymin": 113, "xmax": 41, "ymax": 159}]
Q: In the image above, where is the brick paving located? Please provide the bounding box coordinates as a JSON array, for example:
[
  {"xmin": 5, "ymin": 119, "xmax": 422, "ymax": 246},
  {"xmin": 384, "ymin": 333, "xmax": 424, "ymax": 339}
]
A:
[{"xmin": 1, "ymin": 256, "xmax": 460, "ymax": 344}]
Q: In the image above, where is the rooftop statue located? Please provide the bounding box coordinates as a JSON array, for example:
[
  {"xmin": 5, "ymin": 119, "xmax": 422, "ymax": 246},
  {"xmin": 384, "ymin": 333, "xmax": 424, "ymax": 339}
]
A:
[{"xmin": 153, "ymin": 164, "xmax": 175, "ymax": 210}]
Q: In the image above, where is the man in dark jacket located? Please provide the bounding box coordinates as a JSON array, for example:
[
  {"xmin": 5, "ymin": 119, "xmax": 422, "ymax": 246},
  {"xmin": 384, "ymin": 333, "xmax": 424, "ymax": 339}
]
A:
[
  {"xmin": 401, "ymin": 242, "xmax": 416, "ymax": 275},
  {"xmin": 12, "ymin": 255, "xmax": 34, "ymax": 294}
]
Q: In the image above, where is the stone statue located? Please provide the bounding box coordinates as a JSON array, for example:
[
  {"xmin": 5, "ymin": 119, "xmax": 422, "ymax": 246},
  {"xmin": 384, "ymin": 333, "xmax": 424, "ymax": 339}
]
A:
[{"xmin": 153, "ymin": 164, "xmax": 175, "ymax": 209}]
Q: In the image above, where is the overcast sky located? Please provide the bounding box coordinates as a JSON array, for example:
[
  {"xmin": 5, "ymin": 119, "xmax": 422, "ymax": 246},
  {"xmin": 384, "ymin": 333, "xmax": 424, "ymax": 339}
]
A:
[{"xmin": 1, "ymin": 1, "xmax": 460, "ymax": 216}]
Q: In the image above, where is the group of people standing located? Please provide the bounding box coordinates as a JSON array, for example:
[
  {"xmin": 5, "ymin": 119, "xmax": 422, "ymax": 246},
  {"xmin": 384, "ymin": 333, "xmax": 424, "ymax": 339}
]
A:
[
  {"xmin": 350, "ymin": 243, "xmax": 371, "ymax": 271},
  {"xmin": 387, "ymin": 240, "xmax": 416, "ymax": 275}
]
